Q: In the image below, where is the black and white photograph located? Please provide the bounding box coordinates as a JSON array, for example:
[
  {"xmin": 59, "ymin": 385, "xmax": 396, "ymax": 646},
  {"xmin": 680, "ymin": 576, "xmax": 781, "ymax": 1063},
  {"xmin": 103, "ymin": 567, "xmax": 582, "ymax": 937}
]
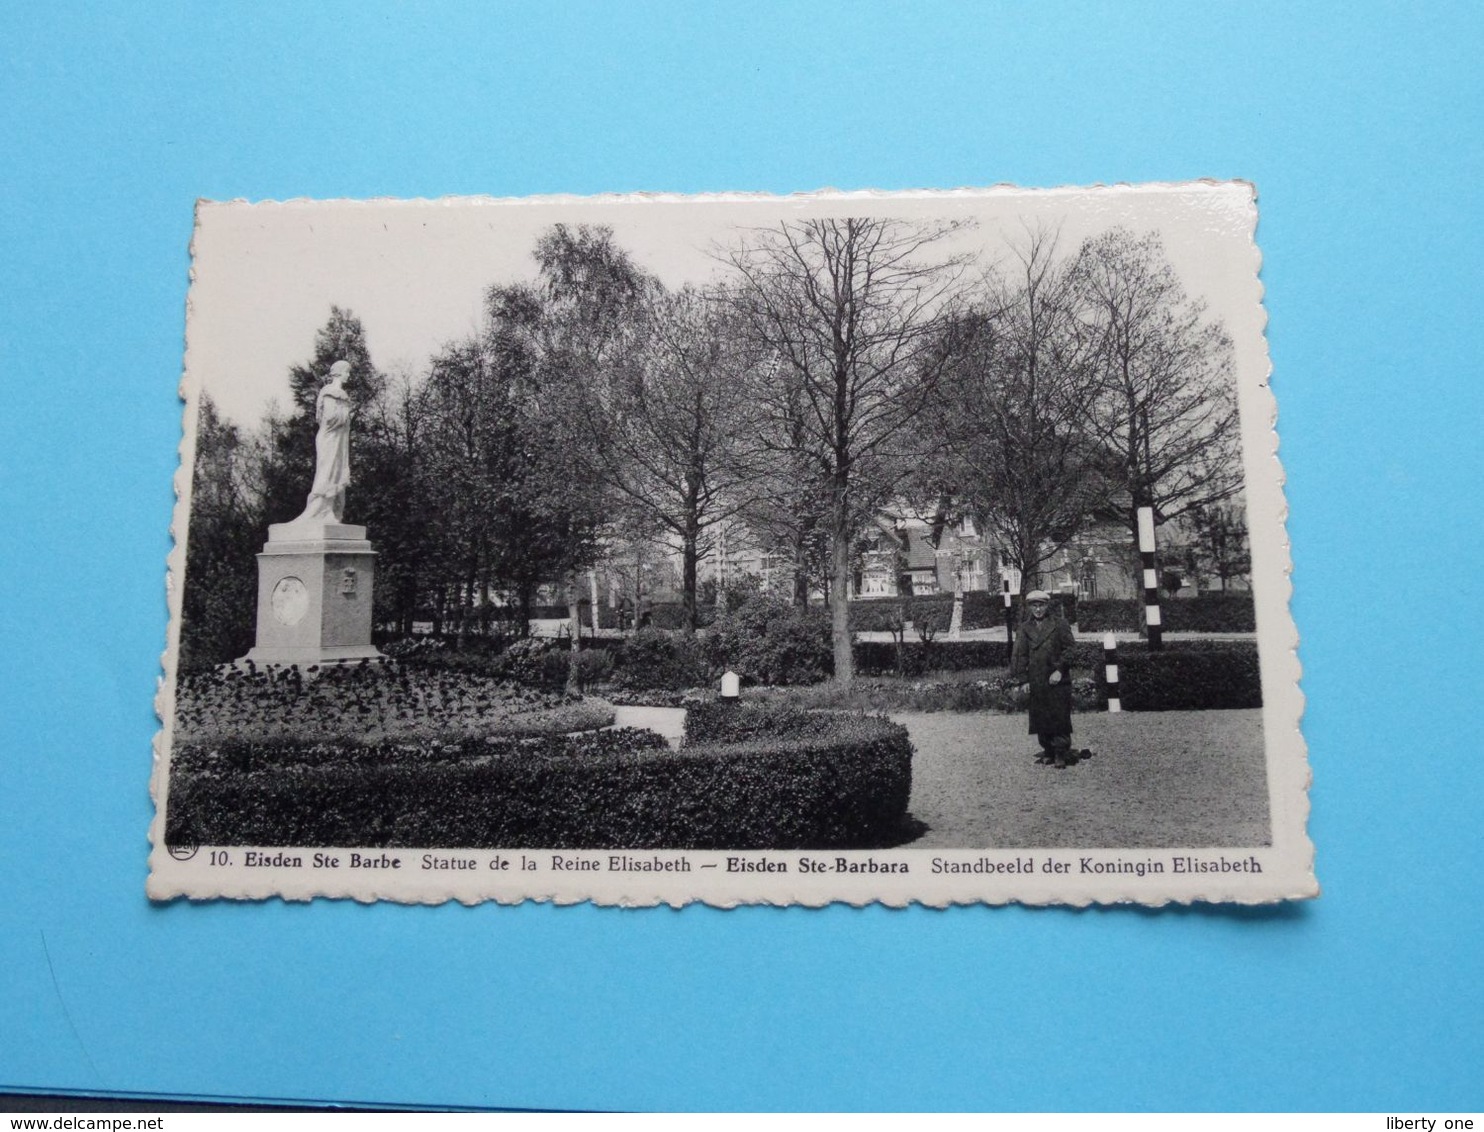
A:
[{"xmin": 149, "ymin": 184, "xmax": 1311, "ymax": 905}]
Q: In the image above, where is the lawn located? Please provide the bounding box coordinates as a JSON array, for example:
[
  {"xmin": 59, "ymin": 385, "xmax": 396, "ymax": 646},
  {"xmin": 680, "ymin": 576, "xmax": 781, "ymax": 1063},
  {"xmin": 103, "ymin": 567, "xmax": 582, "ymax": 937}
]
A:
[{"xmin": 899, "ymin": 708, "xmax": 1271, "ymax": 849}]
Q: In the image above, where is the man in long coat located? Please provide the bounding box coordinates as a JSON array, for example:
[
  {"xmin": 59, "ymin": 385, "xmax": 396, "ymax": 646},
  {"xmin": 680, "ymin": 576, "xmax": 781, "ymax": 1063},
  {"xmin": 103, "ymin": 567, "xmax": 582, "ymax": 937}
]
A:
[{"xmin": 1009, "ymin": 590, "xmax": 1081, "ymax": 769}]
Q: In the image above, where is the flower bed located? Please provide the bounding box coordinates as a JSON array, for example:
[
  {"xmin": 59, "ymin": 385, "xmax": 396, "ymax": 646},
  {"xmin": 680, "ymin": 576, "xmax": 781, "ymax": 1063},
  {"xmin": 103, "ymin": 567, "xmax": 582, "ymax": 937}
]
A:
[{"xmin": 173, "ymin": 663, "xmax": 614, "ymax": 746}]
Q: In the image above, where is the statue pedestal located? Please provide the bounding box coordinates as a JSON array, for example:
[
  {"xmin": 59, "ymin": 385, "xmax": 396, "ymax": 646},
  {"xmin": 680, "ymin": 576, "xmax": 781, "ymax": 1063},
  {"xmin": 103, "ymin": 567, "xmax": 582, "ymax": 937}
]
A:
[{"xmin": 238, "ymin": 522, "xmax": 385, "ymax": 669}]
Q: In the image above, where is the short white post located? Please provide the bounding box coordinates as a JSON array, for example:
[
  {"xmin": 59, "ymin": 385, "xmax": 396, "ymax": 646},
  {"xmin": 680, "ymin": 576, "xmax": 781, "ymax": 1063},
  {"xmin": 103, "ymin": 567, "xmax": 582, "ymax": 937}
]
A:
[{"xmin": 720, "ymin": 670, "xmax": 740, "ymax": 704}]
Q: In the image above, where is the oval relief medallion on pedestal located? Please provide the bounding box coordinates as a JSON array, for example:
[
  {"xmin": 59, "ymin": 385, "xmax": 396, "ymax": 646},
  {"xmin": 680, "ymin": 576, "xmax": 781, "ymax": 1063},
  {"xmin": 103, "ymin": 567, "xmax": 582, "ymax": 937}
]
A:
[{"xmin": 270, "ymin": 576, "xmax": 309, "ymax": 626}]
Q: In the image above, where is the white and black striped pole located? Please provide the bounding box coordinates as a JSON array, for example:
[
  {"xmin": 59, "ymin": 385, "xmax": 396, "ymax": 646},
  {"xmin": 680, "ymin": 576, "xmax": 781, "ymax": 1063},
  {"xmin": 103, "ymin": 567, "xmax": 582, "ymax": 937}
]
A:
[
  {"xmin": 1137, "ymin": 505, "xmax": 1163, "ymax": 651},
  {"xmin": 1104, "ymin": 632, "xmax": 1121, "ymax": 712}
]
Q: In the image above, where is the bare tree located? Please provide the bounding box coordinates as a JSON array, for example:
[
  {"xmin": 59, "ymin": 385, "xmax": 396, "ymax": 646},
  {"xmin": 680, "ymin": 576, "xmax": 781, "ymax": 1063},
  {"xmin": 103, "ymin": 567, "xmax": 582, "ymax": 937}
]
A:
[
  {"xmin": 732, "ymin": 354, "xmax": 834, "ymax": 606},
  {"xmin": 1071, "ymin": 229, "xmax": 1242, "ymax": 574},
  {"xmin": 1185, "ymin": 498, "xmax": 1252, "ymax": 591},
  {"xmin": 583, "ymin": 285, "xmax": 758, "ymax": 631},
  {"xmin": 921, "ymin": 228, "xmax": 1112, "ymax": 592},
  {"xmin": 725, "ymin": 217, "xmax": 969, "ymax": 684}
]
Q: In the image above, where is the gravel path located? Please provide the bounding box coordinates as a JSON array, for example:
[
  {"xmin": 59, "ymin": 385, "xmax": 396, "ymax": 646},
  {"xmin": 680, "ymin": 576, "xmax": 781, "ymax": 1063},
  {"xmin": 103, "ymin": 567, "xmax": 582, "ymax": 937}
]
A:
[
  {"xmin": 898, "ymin": 709, "xmax": 1271, "ymax": 848},
  {"xmin": 611, "ymin": 704, "xmax": 687, "ymax": 748}
]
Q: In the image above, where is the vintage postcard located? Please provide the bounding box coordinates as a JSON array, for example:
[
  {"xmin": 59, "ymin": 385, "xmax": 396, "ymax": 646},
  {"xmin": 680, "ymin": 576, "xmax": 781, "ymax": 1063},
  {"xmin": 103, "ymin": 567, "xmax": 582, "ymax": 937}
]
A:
[{"xmin": 150, "ymin": 184, "xmax": 1313, "ymax": 906}]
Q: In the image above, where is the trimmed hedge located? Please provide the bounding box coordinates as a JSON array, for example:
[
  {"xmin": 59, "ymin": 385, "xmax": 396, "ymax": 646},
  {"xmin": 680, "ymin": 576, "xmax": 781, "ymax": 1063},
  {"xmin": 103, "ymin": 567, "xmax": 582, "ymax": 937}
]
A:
[
  {"xmin": 848, "ymin": 591, "xmax": 1076, "ymax": 633},
  {"xmin": 1096, "ymin": 646, "xmax": 1262, "ymax": 710},
  {"xmin": 1077, "ymin": 593, "xmax": 1256, "ymax": 633},
  {"xmin": 848, "ymin": 596, "xmax": 952, "ymax": 633},
  {"xmin": 166, "ymin": 713, "xmax": 914, "ymax": 850},
  {"xmin": 853, "ymin": 639, "xmax": 1010, "ymax": 676},
  {"xmin": 852, "ymin": 634, "xmax": 1256, "ymax": 678},
  {"xmin": 1065, "ymin": 636, "xmax": 1257, "ymax": 670},
  {"xmin": 684, "ymin": 701, "xmax": 841, "ymax": 745}
]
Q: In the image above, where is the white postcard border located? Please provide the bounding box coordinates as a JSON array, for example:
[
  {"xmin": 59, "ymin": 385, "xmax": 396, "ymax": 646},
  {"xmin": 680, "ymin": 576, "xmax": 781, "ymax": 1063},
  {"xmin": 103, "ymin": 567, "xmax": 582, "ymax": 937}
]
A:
[{"xmin": 149, "ymin": 183, "xmax": 1314, "ymax": 907}]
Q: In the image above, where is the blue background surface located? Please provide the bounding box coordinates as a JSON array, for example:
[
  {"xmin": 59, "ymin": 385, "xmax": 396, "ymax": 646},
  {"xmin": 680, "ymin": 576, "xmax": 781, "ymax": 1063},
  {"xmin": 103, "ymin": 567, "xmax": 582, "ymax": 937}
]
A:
[{"xmin": 2, "ymin": 1, "xmax": 1480, "ymax": 1112}]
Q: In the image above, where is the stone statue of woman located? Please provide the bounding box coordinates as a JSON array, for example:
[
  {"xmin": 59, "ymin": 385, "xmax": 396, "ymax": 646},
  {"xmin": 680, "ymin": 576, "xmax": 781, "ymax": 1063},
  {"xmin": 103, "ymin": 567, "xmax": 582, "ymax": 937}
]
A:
[{"xmin": 293, "ymin": 359, "xmax": 354, "ymax": 524}]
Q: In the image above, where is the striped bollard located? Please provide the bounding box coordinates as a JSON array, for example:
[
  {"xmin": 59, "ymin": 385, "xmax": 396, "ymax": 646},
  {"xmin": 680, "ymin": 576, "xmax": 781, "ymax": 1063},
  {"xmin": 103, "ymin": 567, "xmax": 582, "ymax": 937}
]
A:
[
  {"xmin": 1103, "ymin": 632, "xmax": 1121, "ymax": 712},
  {"xmin": 1137, "ymin": 506, "xmax": 1163, "ymax": 651}
]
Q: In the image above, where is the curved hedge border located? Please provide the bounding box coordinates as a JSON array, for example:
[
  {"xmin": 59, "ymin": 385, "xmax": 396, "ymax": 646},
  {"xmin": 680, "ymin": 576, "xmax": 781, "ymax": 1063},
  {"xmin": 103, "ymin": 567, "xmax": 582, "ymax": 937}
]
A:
[{"xmin": 166, "ymin": 715, "xmax": 914, "ymax": 851}]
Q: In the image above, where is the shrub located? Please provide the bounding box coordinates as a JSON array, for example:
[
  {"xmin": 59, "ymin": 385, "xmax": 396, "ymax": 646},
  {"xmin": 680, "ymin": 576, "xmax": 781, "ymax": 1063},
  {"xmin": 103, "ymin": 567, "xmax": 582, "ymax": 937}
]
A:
[
  {"xmin": 568, "ymin": 647, "xmax": 614, "ymax": 693},
  {"xmin": 959, "ymin": 590, "xmax": 1008, "ymax": 630},
  {"xmin": 1097, "ymin": 646, "xmax": 1262, "ymax": 710},
  {"xmin": 381, "ymin": 635, "xmax": 448, "ymax": 661},
  {"xmin": 848, "ymin": 597, "xmax": 931, "ymax": 633},
  {"xmin": 462, "ymin": 636, "xmax": 573, "ymax": 689},
  {"xmin": 614, "ymin": 627, "xmax": 710, "ymax": 692},
  {"xmin": 705, "ymin": 595, "xmax": 832, "ymax": 686},
  {"xmin": 166, "ymin": 715, "xmax": 913, "ymax": 850}
]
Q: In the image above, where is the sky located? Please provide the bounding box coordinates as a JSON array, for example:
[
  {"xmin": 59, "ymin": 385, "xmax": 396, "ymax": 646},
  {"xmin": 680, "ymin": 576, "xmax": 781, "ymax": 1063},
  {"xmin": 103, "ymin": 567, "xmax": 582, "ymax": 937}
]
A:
[{"xmin": 185, "ymin": 183, "xmax": 1264, "ymax": 430}]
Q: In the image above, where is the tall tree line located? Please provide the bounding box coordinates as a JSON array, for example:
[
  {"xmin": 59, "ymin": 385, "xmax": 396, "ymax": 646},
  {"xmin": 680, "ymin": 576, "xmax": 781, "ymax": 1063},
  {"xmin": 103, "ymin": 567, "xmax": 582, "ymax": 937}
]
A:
[{"xmin": 183, "ymin": 220, "xmax": 1244, "ymax": 684}]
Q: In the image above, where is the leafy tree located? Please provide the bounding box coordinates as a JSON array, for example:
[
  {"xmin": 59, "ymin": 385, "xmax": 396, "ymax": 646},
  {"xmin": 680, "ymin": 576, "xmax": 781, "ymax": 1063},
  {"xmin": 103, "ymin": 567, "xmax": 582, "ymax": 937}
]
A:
[
  {"xmin": 525, "ymin": 225, "xmax": 652, "ymax": 651},
  {"xmin": 178, "ymin": 394, "xmax": 265, "ymax": 670},
  {"xmin": 417, "ymin": 337, "xmax": 504, "ymax": 639},
  {"xmin": 413, "ymin": 228, "xmax": 643, "ymax": 648},
  {"xmin": 356, "ymin": 368, "xmax": 438, "ymax": 634}
]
